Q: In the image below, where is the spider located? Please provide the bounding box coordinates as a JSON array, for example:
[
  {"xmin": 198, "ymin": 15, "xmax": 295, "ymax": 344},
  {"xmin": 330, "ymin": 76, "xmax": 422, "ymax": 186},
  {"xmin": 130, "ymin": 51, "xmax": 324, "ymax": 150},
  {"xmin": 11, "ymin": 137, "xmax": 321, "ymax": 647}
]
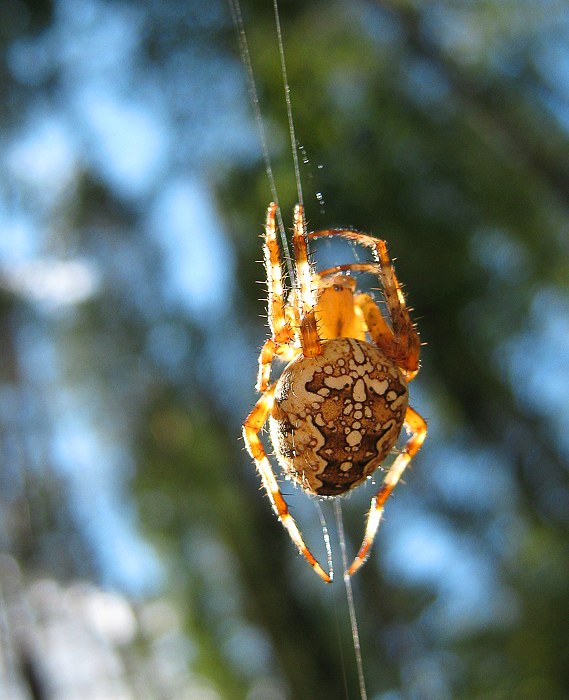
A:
[{"xmin": 243, "ymin": 202, "xmax": 427, "ymax": 582}]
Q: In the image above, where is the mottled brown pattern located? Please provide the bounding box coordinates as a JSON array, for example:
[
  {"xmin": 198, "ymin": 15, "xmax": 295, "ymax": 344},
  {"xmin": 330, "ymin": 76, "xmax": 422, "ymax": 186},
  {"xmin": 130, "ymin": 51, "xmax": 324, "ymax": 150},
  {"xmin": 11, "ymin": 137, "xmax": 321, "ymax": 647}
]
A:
[{"xmin": 270, "ymin": 337, "xmax": 408, "ymax": 496}]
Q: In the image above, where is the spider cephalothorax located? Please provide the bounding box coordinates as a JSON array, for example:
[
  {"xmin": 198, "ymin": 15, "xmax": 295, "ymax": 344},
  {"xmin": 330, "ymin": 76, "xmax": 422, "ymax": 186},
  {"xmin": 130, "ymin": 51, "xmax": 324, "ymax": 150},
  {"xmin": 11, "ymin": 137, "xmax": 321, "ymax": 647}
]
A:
[{"xmin": 243, "ymin": 203, "xmax": 427, "ymax": 582}]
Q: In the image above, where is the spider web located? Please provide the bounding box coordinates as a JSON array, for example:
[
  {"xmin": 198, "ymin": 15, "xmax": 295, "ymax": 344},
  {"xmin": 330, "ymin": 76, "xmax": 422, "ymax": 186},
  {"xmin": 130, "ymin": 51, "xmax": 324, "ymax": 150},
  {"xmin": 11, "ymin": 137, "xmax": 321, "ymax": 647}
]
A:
[{"xmin": 230, "ymin": 4, "xmax": 373, "ymax": 698}]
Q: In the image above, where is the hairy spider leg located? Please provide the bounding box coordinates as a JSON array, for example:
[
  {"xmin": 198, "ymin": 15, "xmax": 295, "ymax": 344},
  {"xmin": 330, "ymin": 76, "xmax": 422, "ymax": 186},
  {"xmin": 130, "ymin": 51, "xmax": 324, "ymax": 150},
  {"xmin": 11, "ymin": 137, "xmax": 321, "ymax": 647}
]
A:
[
  {"xmin": 292, "ymin": 205, "xmax": 321, "ymax": 357},
  {"xmin": 257, "ymin": 202, "xmax": 298, "ymax": 392},
  {"xmin": 242, "ymin": 384, "xmax": 332, "ymax": 582},
  {"xmin": 309, "ymin": 231, "xmax": 420, "ymax": 376},
  {"xmin": 348, "ymin": 405, "xmax": 427, "ymax": 576},
  {"xmin": 314, "ymin": 262, "xmax": 380, "ymax": 278}
]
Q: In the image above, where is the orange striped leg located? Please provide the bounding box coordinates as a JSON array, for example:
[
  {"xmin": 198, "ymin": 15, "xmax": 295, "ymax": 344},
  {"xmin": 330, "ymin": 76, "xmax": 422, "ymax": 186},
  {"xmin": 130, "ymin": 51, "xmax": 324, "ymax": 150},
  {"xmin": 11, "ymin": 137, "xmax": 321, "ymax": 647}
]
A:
[
  {"xmin": 373, "ymin": 238, "xmax": 420, "ymax": 373},
  {"xmin": 355, "ymin": 293, "xmax": 393, "ymax": 351},
  {"xmin": 243, "ymin": 385, "xmax": 332, "ymax": 582},
  {"xmin": 355, "ymin": 293, "xmax": 419, "ymax": 381},
  {"xmin": 313, "ymin": 261, "xmax": 380, "ymax": 278},
  {"xmin": 256, "ymin": 340, "xmax": 299, "ymax": 392},
  {"xmin": 292, "ymin": 205, "xmax": 321, "ymax": 357},
  {"xmin": 291, "ymin": 205, "xmax": 315, "ymax": 315},
  {"xmin": 264, "ymin": 203, "xmax": 290, "ymax": 340},
  {"xmin": 258, "ymin": 203, "xmax": 295, "ymax": 390},
  {"xmin": 348, "ymin": 405, "xmax": 427, "ymax": 577}
]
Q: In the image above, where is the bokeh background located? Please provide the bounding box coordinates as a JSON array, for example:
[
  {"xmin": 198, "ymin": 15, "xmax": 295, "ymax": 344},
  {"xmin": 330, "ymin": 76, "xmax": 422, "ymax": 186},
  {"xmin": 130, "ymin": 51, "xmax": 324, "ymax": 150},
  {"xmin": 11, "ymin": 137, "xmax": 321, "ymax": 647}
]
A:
[{"xmin": 1, "ymin": 0, "xmax": 569, "ymax": 698}]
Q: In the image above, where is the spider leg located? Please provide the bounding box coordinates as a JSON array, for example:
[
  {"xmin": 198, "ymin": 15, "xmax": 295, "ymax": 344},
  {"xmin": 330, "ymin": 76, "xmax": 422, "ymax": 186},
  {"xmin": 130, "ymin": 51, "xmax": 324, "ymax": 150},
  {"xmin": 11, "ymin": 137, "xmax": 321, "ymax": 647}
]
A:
[
  {"xmin": 348, "ymin": 405, "xmax": 427, "ymax": 577},
  {"xmin": 372, "ymin": 238, "xmax": 420, "ymax": 375},
  {"xmin": 257, "ymin": 203, "xmax": 296, "ymax": 391},
  {"xmin": 292, "ymin": 205, "xmax": 321, "ymax": 357},
  {"xmin": 256, "ymin": 339, "xmax": 300, "ymax": 393},
  {"xmin": 355, "ymin": 293, "xmax": 420, "ymax": 381},
  {"xmin": 243, "ymin": 384, "xmax": 332, "ymax": 583},
  {"xmin": 310, "ymin": 230, "xmax": 420, "ymax": 375},
  {"xmin": 314, "ymin": 262, "xmax": 379, "ymax": 278}
]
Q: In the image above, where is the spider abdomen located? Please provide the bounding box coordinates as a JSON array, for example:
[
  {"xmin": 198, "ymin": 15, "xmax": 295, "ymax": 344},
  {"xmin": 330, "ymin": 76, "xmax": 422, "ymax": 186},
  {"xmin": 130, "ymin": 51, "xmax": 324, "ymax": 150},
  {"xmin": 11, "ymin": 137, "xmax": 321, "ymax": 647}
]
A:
[{"xmin": 269, "ymin": 337, "xmax": 408, "ymax": 496}]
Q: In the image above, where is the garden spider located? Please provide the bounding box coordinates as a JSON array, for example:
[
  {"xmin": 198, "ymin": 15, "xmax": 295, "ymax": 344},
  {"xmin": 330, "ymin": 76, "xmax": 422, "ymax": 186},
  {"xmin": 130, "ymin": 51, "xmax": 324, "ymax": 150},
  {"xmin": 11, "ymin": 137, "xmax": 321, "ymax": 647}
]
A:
[{"xmin": 243, "ymin": 203, "xmax": 427, "ymax": 582}]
